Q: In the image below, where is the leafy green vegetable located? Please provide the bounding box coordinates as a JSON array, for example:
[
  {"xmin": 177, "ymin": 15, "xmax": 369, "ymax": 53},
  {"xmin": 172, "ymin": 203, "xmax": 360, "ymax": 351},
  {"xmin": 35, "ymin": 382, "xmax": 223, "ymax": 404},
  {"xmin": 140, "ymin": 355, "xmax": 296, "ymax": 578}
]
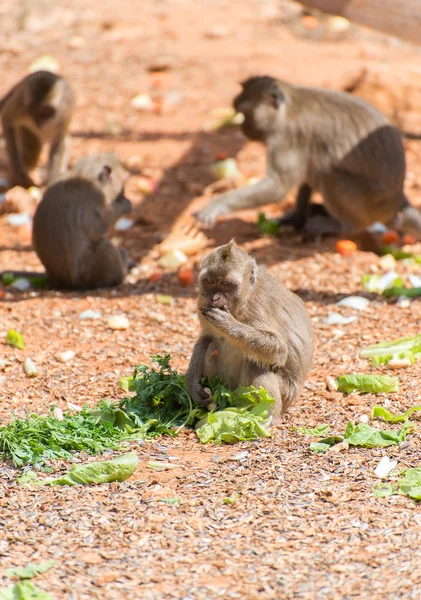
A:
[
  {"xmin": 157, "ymin": 498, "xmax": 180, "ymax": 505},
  {"xmin": 359, "ymin": 333, "xmax": 421, "ymax": 366},
  {"xmin": 336, "ymin": 373, "xmax": 399, "ymax": 394},
  {"xmin": 373, "ymin": 467, "xmax": 421, "ymax": 501},
  {"xmin": 1, "ymin": 273, "xmax": 48, "ymax": 288},
  {"xmin": 0, "ymin": 581, "xmax": 53, "ymax": 600},
  {"xmin": 119, "ymin": 376, "xmax": 134, "ymax": 393},
  {"xmin": 362, "ymin": 273, "xmax": 403, "ymax": 294},
  {"xmin": 6, "ymin": 561, "xmax": 55, "ymax": 580},
  {"xmin": 0, "ymin": 401, "xmax": 136, "ymax": 468},
  {"xmin": 310, "ymin": 422, "xmax": 411, "ymax": 453},
  {"xmin": 46, "ymin": 452, "xmax": 138, "ymax": 486},
  {"xmin": 195, "ymin": 385, "xmax": 274, "ymax": 444},
  {"xmin": 309, "ymin": 436, "xmax": 344, "ymax": 453},
  {"xmin": 372, "ymin": 405, "xmax": 421, "ymax": 423},
  {"xmin": 257, "ymin": 212, "xmax": 279, "ymax": 236},
  {"xmin": 2, "ymin": 272, "xmax": 15, "ymax": 285},
  {"xmin": 344, "ymin": 421, "xmax": 411, "ymax": 447},
  {"xmin": 147, "ymin": 461, "xmax": 178, "ymax": 471},
  {"xmin": 223, "ymin": 493, "xmax": 240, "ymax": 505},
  {"xmin": 383, "ymin": 245, "xmax": 421, "ymax": 262},
  {"xmin": 293, "ymin": 424, "xmax": 330, "ymax": 436},
  {"xmin": 383, "ymin": 287, "xmax": 421, "ymax": 298},
  {"xmin": 6, "ymin": 329, "xmax": 25, "ymax": 350}
]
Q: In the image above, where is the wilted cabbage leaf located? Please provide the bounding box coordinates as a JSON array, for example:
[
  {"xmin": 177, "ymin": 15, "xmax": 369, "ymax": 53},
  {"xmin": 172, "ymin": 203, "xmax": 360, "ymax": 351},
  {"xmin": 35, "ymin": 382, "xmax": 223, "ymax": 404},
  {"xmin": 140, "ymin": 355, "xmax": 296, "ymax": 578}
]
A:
[
  {"xmin": 196, "ymin": 407, "xmax": 272, "ymax": 444},
  {"xmin": 373, "ymin": 467, "xmax": 421, "ymax": 501},
  {"xmin": 46, "ymin": 451, "xmax": 138, "ymax": 486},
  {"xmin": 344, "ymin": 421, "xmax": 411, "ymax": 447},
  {"xmin": 360, "ymin": 334, "xmax": 421, "ymax": 367},
  {"xmin": 6, "ymin": 561, "xmax": 55, "ymax": 580},
  {"xmin": 0, "ymin": 581, "xmax": 53, "ymax": 600},
  {"xmin": 309, "ymin": 436, "xmax": 344, "ymax": 453},
  {"xmin": 336, "ymin": 373, "xmax": 399, "ymax": 394},
  {"xmin": 372, "ymin": 405, "xmax": 421, "ymax": 423},
  {"xmin": 294, "ymin": 424, "xmax": 330, "ymax": 436}
]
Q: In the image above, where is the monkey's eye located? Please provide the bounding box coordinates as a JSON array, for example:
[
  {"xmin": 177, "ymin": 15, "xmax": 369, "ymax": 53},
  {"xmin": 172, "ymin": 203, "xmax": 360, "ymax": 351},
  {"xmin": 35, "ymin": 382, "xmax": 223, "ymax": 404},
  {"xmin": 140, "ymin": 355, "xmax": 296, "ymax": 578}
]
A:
[
  {"xmin": 221, "ymin": 280, "xmax": 231, "ymax": 287},
  {"xmin": 205, "ymin": 277, "xmax": 215, "ymax": 285}
]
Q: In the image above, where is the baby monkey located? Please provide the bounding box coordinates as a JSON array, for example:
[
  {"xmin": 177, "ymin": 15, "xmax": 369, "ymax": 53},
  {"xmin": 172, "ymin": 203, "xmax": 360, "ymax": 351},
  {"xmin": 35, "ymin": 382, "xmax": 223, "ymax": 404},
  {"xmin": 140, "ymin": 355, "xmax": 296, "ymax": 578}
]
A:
[
  {"xmin": 0, "ymin": 70, "xmax": 74, "ymax": 188},
  {"xmin": 32, "ymin": 152, "xmax": 133, "ymax": 290},
  {"xmin": 197, "ymin": 76, "xmax": 421, "ymax": 239},
  {"xmin": 186, "ymin": 240, "xmax": 314, "ymax": 419}
]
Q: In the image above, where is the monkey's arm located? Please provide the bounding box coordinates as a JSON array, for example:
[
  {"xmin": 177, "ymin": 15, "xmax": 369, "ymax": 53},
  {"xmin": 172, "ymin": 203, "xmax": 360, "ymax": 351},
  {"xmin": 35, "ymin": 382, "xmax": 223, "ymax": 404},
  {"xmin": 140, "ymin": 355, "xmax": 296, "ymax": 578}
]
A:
[
  {"xmin": 201, "ymin": 307, "xmax": 287, "ymax": 366},
  {"xmin": 186, "ymin": 335, "xmax": 213, "ymax": 405},
  {"xmin": 196, "ymin": 170, "xmax": 285, "ymax": 227},
  {"xmin": 2, "ymin": 124, "xmax": 34, "ymax": 188},
  {"xmin": 48, "ymin": 127, "xmax": 70, "ymax": 184}
]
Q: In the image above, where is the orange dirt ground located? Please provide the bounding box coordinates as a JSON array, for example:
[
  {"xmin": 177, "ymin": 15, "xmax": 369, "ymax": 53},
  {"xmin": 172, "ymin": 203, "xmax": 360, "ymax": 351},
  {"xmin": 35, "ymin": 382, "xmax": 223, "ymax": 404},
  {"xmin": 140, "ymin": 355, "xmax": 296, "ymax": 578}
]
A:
[{"xmin": 1, "ymin": 0, "xmax": 421, "ymax": 598}]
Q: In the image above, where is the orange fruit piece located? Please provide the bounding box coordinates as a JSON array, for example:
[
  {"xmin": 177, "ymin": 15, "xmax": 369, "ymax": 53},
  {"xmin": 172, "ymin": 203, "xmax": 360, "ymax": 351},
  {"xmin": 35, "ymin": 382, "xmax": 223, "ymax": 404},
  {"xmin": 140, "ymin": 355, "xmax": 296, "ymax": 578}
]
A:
[
  {"xmin": 336, "ymin": 240, "xmax": 357, "ymax": 256},
  {"xmin": 381, "ymin": 230, "xmax": 400, "ymax": 245},
  {"xmin": 178, "ymin": 268, "xmax": 194, "ymax": 286},
  {"xmin": 402, "ymin": 234, "xmax": 417, "ymax": 245},
  {"xmin": 216, "ymin": 151, "xmax": 229, "ymax": 161},
  {"xmin": 149, "ymin": 272, "xmax": 164, "ymax": 282}
]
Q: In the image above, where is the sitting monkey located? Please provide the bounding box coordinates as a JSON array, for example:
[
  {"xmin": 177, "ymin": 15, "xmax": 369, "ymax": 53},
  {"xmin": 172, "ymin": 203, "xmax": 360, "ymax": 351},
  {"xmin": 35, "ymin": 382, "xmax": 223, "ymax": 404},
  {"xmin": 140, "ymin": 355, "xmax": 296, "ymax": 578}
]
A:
[
  {"xmin": 186, "ymin": 240, "xmax": 314, "ymax": 420},
  {"xmin": 31, "ymin": 152, "xmax": 133, "ymax": 289},
  {"xmin": 197, "ymin": 76, "xmax": 421, "ymax": 239}
]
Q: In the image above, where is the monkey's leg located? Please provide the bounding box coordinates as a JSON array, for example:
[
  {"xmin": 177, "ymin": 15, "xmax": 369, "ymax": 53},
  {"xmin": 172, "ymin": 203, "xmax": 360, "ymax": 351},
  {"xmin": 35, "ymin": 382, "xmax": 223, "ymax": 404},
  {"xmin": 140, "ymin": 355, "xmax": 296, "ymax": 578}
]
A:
[
  {"xmin": 303, "ymin": 211, "xmax": 344, "ymax": 239},
  {"xmin": 276, "ymin": 183, "xmax": 312, "ymax": 231},
  {"xmin": 48, "ymin": 129, "xmax": 70, "ymax": 184},
  {"xmin": 19, "ymin": 127, "xmax": 42, "ymax": 171},
  {"xmin": 3, "ymin": 124, "xmax": 34, "ymax": 188},
  {"xmin": 78, "ymin": 240, "xmax": 127, "ymax": 289},
  {"xmin": 186, "ymin": 336, "xmax": 213, "ymax": 405}
]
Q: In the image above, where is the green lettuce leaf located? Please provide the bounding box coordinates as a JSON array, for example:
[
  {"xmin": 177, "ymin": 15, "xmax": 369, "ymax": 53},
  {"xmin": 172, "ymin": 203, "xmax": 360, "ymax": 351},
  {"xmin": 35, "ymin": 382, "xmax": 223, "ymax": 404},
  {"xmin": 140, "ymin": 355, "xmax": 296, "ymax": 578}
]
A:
[
  {"xmin": 309, "ymin": 436, "xmax": 344, "ymax": 453},
  {"xmin": 46, "ymin": 451, "xmax": 138, "ymax": 486},
  {"xmin": 336, "ymin": 373, "xmax": 399, "ymax": 394},
  {"xmin": 374, "ymin": 467, "xmax": 421, "ymax": 501},
  {"xmin": 196, "ymin": 408, "xmax": 271, "ymax": 444},
  {"xmin": 382, "ymin": 245, "xmax": 421, "ymax": 262},
  {"xmin": 343, "ymin": 421, "xmax": 411, "ymax": 447},
  {"xmin": 6, "ymin": 329, "xmax": 25, "ymax": 350},
  {"xmin": 372, "ymin": 405, "xmax": 421, "ymax": 423},
  {"xmin": 383, "ymin": 287, "xmax": 421, "ymax": 298},
  {"xmin": 293, "ymin": 424, "xmax": 331, "ymax": 436},
  {"xmin": 359, "ymin": 334, "xmax": 421, "ymax": 359},
  {"xmin": 5, "ymin": 561, "xmax": 55, "ymax": 580},
  {"xmin": 0, "ymin": 581, "xmax": 53, "ymax": 600},
  {"xmin": 257, "ymin": 212, "xmax": 279, "ymax": 236},
  {"xmin": 362, "ymin": 273, "xmax": 403, "ymax": 294},
  {"xmin": 373, "ymin": 482, "xmax": 396, "ymax": 498}
]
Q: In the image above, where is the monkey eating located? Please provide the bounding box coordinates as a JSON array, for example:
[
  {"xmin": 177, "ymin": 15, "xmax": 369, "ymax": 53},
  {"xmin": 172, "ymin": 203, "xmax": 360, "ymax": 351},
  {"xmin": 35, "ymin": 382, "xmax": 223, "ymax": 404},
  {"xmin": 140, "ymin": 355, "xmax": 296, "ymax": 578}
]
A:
[
  {"xmin": 29, "ymin": 152, "xmax": 133, "ymax": 290},
  {"xmin": 0, "ymin": 70, "xmax": 74, "ymax": 189},
  {"xmin": 185, "ymin": 240, "xmax": 314, "ymax": 420},
  {"xmin": 196, "ymin": 75, "xmax": 421, "ymax": 240}
]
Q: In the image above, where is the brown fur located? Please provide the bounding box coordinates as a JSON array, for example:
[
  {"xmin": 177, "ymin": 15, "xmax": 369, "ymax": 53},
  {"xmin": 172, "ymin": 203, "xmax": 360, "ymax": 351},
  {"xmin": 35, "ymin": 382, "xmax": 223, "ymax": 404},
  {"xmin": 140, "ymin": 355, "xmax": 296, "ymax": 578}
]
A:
[
  {"xmin": 0, "ymin": 71, "xmax": 74, "ymax": 188},
  {"xmin": 32, "ymin": 152, "xmax": 133, "ymax": 290},
  {"xmin": 185, "ymin": 240, "xmax": 314, "ymax": 419},
  {"xmin": 197, "ymin": 75, "xmax": 418, "ymax": 238}
]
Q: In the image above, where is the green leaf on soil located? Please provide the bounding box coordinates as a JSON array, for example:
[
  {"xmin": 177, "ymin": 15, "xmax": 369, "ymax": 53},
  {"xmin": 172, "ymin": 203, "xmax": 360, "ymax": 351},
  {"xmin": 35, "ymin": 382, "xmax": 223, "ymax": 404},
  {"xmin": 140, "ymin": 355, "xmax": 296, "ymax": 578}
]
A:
[
  {"xmin": 372, "ymin": 405, "xmax": 421, "ymax": 423},
  {"xmin": 336, "ymin": 373, "xmax": 399, "ymax": 394},
  {"xmin": 0, "ymin": 581, "xmax": 54, "ymax": 600},
  {"xmin": 6, "ymin": 329, "xmax": 25, "ymax": 350},
  {"xmin": 45, "ymin": 451, "xmax": 138, "ymax": 486},
  {"xmin": 5, "ymin": 561, "xmax": 55, "ymax": 580},
  {"xmin": 293, "ymin": 424, "xmax": 330, "ymax": 436}
]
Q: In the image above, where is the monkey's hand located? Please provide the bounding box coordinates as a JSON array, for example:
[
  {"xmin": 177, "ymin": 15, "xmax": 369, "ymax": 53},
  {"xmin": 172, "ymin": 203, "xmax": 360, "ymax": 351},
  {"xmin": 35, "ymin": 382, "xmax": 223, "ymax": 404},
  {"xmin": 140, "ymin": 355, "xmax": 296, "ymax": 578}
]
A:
[
  {"xmin": 195, "ymin": 197, "xmax": 230, "ymax": 228},
  {"xmin": 189, "ymin": 382, "xmax": 212, "ymax": 406},
  {"xmin": 200, "ymin": 305, "xmax": 232, "ymax": 328}
]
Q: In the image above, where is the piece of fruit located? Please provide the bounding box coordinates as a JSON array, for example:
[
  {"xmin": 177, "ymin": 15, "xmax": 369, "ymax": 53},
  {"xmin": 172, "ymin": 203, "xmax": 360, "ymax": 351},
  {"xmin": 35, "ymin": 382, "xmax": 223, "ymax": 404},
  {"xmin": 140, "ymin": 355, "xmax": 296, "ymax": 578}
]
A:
[
  {"xmin": 178, "ymin": 268, "xmax": 194, "ymax": 286},
  {"xmin": 149, "ymin": 272, "xmax": 164, "ymax": 282},
  {"xmin": 402, "ymin": 234, "xmax": 417, "ymax": 245},
  {"xmin": 336, "ymin": 240, "xmax": 357, "ymax": 256},
  {"xmin": 381, "ymin": 230, "xmax": 400, "ymax": 245}
]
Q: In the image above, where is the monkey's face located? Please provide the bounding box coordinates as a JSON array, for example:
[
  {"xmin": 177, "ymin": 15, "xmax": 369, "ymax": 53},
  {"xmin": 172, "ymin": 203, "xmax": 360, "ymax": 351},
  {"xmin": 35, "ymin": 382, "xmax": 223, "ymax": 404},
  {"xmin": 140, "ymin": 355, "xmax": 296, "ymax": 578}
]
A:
[
  {"xmin": 233, "ymin": 76, "xmax": 285, "ymax": 141},
  {"xmin": 198, "ymin": 270, "xmax": 240, "ymax": 312}
]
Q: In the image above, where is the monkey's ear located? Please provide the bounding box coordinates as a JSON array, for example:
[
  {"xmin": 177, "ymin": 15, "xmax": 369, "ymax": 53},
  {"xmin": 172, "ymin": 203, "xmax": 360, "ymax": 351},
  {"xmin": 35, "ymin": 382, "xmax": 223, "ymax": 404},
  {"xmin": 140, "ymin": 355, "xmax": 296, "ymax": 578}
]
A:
[
  {"xmin": 98, "ymin": 165, "xmax": 112, "ymax": 183},
  {"xmin": 269, "ymin": 88, "xmax": 284, "ymax": 109},
  {"xmin": 250, "ymin": 259, "xmax": 257, "ymax": 285},
  {"xmin": 222, "ymin": 238, "xmax": 236, "ymax": 259}
]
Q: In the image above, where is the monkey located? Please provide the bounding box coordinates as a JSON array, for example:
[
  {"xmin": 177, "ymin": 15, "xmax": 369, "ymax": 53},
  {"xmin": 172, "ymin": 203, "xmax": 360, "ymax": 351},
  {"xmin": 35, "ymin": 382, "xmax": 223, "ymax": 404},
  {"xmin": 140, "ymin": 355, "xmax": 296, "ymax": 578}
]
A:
[
  {"xmin": 196, "ymin": 75, "xmax": 421, "ymax": 240},
  {"xmin": 185, "ymin": 239, "xmax": 314, "ymax": 420},
  {"xmin": 27, "ymin": 152, "xmax": 133, "ymax": 290},
  {"xmin": 0, "ymin": 70, "xmax": 74, "ymax": 189}
]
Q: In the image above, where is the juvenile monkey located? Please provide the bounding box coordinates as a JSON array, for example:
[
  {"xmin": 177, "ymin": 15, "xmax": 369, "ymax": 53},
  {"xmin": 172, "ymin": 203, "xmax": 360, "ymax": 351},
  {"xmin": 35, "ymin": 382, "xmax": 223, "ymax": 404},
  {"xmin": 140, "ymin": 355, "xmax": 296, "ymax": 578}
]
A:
[
  {"xmin": 0, "ymin": 70, "xmax": 74, "ymax": 188},
  {"xmin": 186, "ymin": 240, "xmax": 314, "ymax": 419},
  {"xmin": 31, "ymin": 152, "xmax": 133, "ymax": 290},
  {"xmin": 197, "ymin": 76, "xmax": 421, "ymax": 239}
]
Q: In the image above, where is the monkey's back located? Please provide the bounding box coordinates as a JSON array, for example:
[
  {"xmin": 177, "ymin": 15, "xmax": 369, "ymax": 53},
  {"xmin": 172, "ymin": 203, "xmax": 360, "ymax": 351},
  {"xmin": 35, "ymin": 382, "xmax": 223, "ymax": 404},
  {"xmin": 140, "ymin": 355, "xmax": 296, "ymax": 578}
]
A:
[
  {"xmin": 249, "ymin": 268, "xmax": 314, "ymax": 375},
  {"xmin": 32, "ymin": 178, "xmax": 104, "ymax": 285}
]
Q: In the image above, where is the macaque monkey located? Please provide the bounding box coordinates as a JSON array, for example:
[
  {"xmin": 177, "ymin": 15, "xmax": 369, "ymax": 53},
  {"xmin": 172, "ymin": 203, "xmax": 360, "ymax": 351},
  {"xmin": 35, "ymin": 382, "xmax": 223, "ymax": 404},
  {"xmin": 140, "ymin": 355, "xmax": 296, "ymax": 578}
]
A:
[
  {"xmin": 186, "ymin": 240, "xmax": 314, "ymax": 419},
  {"xmin": 0, "ymin": 70, "xmax": 74, "ymax": 188},
  {"xmin": 197, "ymin": 76, "xmax": 421, "ymax": 239},
  {"xmin": 31, "ymin": 152, "xmax": 133, "ymax": 289}
]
